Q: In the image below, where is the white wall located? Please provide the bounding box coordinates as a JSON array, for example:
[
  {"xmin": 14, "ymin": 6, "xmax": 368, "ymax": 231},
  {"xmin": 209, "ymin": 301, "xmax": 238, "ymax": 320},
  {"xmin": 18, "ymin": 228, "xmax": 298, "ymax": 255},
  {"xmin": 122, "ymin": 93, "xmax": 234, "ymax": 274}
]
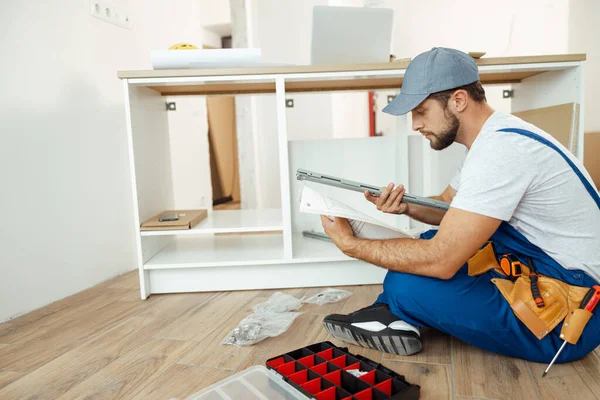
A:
[
  {"xmin": 380, "ymin": 0, "xmax": 568, "ymax": 58},
  {"xmin": 568, "ymin": 0, "xmax": 600, "ymax": 132},
  {"xmin": 200, "ymin": 0, "xmax": 231, "ymax": 27},
  {"xmin": 0, "ymin": 0, "xmax": 205, "ymax": 322}
]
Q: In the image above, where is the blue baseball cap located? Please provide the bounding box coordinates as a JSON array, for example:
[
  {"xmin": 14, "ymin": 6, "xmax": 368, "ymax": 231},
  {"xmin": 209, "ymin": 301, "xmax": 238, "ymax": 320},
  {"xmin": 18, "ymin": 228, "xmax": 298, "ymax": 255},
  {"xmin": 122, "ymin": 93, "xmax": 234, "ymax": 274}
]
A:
[{"xmin": 383, "ymin": 47, "xmax": 480, "ymax": 116}]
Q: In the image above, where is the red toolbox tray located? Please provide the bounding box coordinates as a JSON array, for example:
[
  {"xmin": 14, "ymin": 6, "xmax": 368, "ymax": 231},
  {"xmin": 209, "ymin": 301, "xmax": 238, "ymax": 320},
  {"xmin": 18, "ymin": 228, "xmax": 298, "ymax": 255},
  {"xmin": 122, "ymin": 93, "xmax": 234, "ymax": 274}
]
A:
[{"xmin": 266, "ymin": 341, "xmax": 420, "ymax": 400}]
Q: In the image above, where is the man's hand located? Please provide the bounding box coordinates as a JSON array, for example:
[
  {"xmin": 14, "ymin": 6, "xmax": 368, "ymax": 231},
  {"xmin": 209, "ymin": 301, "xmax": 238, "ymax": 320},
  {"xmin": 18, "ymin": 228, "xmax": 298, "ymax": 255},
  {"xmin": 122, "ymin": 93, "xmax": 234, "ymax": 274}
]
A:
[
  {"xmin": 364, "ymin": 182, "xmax": 409, "ymax": 215},
  {"xmin": 320, "ymin": 215, "xmax": 356, "ymax": 253},
  {"xmin": 342, "ymin": 207, "xmax": 502, "ymax": 280}
]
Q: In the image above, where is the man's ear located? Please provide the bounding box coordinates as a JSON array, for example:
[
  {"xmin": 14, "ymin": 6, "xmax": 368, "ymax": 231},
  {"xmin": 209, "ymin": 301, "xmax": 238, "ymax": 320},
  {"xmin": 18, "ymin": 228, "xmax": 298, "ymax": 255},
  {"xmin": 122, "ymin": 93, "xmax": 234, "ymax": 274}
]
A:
[{"xmin": 452, "ymin": 90, "xmax": 469, "ymax": 113}]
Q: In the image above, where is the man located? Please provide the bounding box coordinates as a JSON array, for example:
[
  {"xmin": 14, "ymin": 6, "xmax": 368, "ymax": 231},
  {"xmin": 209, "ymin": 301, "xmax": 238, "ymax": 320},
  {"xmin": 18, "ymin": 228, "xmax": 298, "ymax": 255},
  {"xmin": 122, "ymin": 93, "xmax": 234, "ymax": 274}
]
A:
[{"xmin": 321, "ymin": 47, "xmax": 600, "ymax": 363}]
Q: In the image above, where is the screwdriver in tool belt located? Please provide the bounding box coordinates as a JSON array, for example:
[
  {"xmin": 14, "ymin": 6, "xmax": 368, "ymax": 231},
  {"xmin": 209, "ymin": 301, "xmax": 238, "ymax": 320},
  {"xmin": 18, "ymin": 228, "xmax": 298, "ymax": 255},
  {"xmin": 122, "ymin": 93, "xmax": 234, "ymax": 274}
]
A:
[{"xmin": 542, "ymin": 285, "xmax": 600, "ymax": 377}]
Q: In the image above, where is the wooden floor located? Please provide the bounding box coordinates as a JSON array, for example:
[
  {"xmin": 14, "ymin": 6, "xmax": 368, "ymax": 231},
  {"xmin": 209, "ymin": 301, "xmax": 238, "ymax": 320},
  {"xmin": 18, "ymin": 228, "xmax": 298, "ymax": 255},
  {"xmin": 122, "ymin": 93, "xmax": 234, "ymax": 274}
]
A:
[{"xmin": 0, "ymin": 271, "xmax": 599, "ymax": 399}]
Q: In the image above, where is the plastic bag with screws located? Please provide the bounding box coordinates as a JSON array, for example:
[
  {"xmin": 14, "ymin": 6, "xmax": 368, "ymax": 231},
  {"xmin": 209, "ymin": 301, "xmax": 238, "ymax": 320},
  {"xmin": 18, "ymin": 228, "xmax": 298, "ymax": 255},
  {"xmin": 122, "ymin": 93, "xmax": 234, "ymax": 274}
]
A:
[
  {"xmin": 302, "ymin": 288, "xmax": 353, "ymax": 305},
  {"xmin": 221, "ymin": 312, "xmax": 301, "ymax": 346},
  {"xmin": 252, "ymin": 292, "xmax": 303, "ymax": 314}
]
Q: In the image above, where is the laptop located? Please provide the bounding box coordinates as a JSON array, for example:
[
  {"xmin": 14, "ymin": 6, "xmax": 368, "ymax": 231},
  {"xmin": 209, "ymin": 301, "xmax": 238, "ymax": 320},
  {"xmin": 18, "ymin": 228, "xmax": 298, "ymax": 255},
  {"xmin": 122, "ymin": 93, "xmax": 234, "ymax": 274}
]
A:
[{"xmin": 310, "ymin": 5, "xmax": 394, "ymax": 65}]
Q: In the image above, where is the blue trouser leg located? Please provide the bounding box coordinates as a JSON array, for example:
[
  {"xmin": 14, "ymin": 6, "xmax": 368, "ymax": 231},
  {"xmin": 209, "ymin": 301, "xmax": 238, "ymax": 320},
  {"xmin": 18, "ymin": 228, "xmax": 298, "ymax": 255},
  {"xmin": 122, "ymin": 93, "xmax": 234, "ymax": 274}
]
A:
[{"xmin": 376, "ymin": 264, "xmax": 600, "ymax": 363}]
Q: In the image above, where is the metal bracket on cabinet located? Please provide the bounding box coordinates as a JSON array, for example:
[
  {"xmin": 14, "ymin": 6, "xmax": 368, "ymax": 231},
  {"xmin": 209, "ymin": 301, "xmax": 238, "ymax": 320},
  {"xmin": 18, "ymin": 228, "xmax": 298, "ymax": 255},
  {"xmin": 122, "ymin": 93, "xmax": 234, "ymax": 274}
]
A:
[
  {"xmin": 502, "ymin": 90, "xmax": 514, "ymax": 99},
  {"xmin": 166, "ymin": 102, "xmax": 176, "ymax": 111}
]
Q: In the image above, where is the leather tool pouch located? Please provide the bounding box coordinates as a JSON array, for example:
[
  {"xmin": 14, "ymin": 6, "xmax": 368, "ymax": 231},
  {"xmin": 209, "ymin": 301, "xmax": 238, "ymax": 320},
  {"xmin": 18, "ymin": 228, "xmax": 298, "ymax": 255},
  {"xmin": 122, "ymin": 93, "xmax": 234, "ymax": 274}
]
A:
[
  {"xmin": 467, "ymin": 242, "xmax": 501, "ymax": 276},
  {"xmin": 467, "ymin": 243, "xmax": 591, "ymax": 340},
  {"xmin": 561, "ymin": 308, "xmax": 593, "ymax": 344},
  {"xmin": 492, "ymin": 276, "xmax": 589, "ymax": 339}
]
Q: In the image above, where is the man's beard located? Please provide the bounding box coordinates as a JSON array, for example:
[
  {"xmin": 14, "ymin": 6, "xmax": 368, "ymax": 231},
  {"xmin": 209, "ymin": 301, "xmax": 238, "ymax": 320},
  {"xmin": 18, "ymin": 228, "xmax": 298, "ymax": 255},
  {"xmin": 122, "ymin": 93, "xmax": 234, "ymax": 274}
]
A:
[{"xmin": 425, "ymin": 109, "xmax": 460, "ymax": 150}]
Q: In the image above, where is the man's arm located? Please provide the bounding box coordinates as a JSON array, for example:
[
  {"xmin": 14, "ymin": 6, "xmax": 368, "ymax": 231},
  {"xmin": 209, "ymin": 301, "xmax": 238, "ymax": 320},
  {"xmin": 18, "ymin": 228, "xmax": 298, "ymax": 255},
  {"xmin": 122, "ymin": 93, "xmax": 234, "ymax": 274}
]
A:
[
  {"xmin": 365, "ymin": 184, "xmax": 456, "ymax": 226},
  {"xmin": 325, "ymin": 207, "xmax": 501, "ymax": 280},
  {"xmin": 405, "ymin": 184, "xmax": 456, "ymax": 226}
]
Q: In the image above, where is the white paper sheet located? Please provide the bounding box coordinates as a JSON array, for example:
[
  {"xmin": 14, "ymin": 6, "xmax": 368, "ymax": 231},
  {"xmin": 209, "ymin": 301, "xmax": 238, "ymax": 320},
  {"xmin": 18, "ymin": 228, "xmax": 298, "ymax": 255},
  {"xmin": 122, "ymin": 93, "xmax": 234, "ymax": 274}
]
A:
[
  {"xmin": 299, "ymin": 186, "xmax": 414, "ymax": 240},
  {"xmin": 151, "ymin": 48, "xmax": 264, "ymax": 70}
]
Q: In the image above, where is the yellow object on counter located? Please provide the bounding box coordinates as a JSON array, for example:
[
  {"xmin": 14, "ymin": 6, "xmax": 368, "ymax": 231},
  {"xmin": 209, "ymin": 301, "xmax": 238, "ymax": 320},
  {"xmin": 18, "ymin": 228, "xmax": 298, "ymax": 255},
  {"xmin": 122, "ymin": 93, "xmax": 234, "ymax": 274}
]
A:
[{"xmin": 168, "ymin": 43, "xmax": 198, "ymax": 50}]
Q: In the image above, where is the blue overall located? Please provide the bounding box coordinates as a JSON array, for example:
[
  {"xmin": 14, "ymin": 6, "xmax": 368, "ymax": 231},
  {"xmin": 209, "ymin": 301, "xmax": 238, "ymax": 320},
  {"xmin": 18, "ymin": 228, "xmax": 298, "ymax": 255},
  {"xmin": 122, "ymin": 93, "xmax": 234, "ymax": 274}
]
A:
[{"xmin": 377, "ymin": 128, "xmax": 600, "ymax": 363}]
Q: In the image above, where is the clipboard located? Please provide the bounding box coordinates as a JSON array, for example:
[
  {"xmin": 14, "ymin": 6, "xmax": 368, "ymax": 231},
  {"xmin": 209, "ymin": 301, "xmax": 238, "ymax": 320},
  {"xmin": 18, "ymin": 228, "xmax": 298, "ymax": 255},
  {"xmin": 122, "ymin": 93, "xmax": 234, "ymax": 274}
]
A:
[{"xmin": 296, "ymin": 168, "xmax": 450, "ymax": 211}]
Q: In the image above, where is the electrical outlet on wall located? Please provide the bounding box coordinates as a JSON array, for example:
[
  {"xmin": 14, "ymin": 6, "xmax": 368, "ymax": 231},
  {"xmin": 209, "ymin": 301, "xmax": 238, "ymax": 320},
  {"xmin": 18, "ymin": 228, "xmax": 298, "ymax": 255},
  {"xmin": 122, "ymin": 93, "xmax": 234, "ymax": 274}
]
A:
[{"xmin": 89, "ymin": 0, "xmax": 132, "ymax": 30}]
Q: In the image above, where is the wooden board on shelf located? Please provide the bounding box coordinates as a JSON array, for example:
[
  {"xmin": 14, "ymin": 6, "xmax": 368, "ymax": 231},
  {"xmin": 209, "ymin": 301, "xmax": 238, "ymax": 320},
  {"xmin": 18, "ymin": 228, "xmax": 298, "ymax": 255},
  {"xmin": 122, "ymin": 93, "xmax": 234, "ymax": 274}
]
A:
[
  {"xmin": 150, "ymin": 81, "xmax": 276, "ymax": 96},
  {"xmin": 140, "ymin": 209, "xmax": 283, "ymax": 236},
  {"xmin": 145, "ymin": 71, "xmax": 543, "ymax": 97},
  {"xmin": 475, "ymin": 53, "xmax": 585, "ymax": 66},
  {"xmin": 118, "ymin": 53, "xmax": 585, "ymax": 80},
  {"xmin": 140, "ymin": 209, "xmax": 207, "ymax": 231},
  {"xmin": 119, "ymin": 53, "xmax": 585, "ymax": 96}
]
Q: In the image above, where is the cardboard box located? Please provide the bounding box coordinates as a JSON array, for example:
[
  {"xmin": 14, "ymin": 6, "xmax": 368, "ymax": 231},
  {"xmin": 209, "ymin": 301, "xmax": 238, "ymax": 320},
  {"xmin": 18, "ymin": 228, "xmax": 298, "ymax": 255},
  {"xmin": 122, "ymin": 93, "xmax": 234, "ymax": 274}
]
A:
[
  {"xmin": 513, "ymin": 103, "xmax": 579, "ymax": 152},
  {"xmin": 140, "ymin": 209, "xmax": 207, "ymax": 231},
  {"xmin": 584, "ymin": 132, "xmax": 600, "ymax": 188}
]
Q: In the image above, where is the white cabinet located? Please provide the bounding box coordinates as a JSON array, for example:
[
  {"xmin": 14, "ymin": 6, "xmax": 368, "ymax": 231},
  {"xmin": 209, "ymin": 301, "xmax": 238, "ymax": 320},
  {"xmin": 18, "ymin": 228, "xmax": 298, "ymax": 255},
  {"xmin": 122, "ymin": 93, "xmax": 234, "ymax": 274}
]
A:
[{"xmin": 119, "ymin": 54, "xmax": 585, "ymax": 299}]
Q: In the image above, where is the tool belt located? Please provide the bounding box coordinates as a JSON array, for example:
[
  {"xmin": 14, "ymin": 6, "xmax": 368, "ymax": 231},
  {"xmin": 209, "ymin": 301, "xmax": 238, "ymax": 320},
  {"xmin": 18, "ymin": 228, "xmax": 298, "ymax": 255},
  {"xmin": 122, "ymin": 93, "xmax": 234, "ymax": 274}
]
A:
[{"xmin": 467, "ymin": 242, "xmax": 593, "ymax": 343}]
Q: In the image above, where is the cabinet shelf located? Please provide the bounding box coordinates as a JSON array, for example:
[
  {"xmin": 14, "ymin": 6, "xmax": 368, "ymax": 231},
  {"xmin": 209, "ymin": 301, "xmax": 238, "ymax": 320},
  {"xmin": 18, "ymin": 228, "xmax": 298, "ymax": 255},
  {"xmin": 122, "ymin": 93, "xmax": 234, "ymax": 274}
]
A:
[
  {"xmin": 144, "ymin": 233, "xmax": 285, "ymax": 269},
  {"xmin": 143, "ymin": 232, "xmax": 370, "ymax": 270},
  {"xmin": 140, "ymin": 209, "xmax": 283, "ymax": 236}
]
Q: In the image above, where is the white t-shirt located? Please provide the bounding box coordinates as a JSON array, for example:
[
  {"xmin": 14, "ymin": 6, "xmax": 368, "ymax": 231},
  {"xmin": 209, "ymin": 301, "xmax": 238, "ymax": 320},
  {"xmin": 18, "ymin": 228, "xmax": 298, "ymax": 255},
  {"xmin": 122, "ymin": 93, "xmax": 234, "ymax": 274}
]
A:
[{"xmin": 450, "ymin": 111, "xmax": 600, "ymax": 283}]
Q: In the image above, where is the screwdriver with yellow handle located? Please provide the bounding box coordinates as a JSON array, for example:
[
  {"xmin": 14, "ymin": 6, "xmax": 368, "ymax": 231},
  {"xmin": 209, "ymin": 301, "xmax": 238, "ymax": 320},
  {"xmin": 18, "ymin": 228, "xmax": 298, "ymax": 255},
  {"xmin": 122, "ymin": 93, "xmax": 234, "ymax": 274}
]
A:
[{"xmin": 542, "ymin": 285, "xmax": 600, "ymax": 377}]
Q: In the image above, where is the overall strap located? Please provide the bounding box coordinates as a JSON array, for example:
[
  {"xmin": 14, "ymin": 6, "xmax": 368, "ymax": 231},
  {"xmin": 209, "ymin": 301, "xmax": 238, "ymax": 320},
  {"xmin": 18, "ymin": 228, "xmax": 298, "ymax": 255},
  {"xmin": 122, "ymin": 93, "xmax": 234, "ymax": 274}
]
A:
[{"xmin": 497, "ymin": 128, "xmax": 600, "ymax": 209}]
